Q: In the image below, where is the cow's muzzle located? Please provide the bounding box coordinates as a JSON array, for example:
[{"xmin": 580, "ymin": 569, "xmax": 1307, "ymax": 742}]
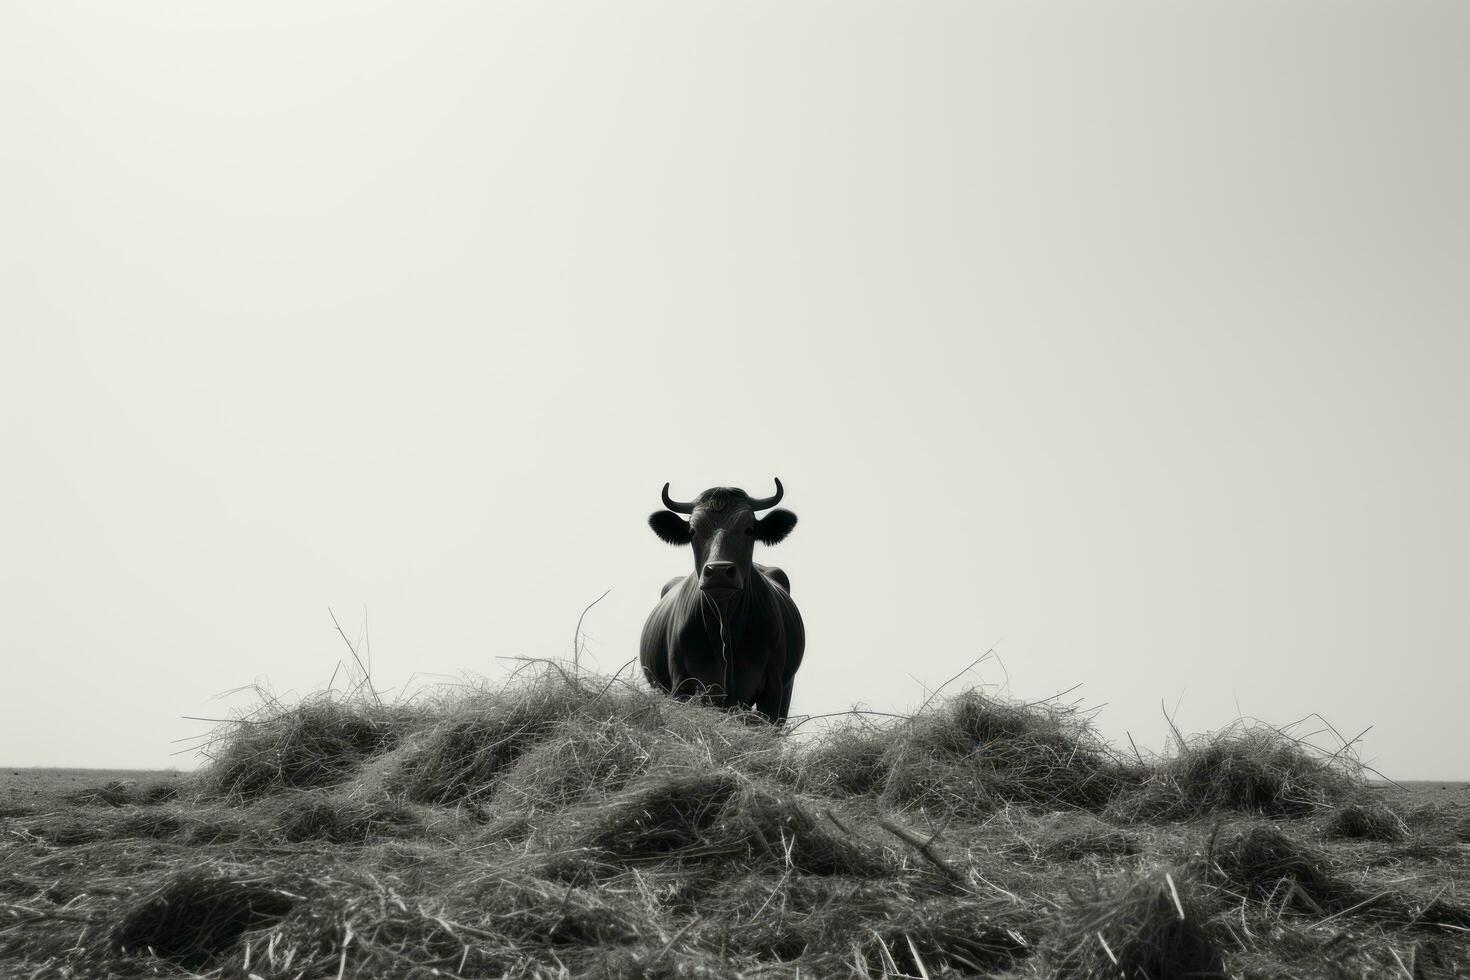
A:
[{"xmin": 699, "ymin": 561, "xmax": 743, "ymax": 597}]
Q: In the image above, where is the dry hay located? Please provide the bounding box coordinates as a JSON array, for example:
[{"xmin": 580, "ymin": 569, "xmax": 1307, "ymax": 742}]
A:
[
  {"xmin": 1323, "ymin": 801, "xmax": 1409, "ymax": 842},
  {"xmin": 261, "ymin": 791, "xmax": 424, "ymax": 844},
  {"xmin": 387, "ymin": 673, "xmax": 791, "ymax": 808},
  {"xmin": 1210, "ymin": 823, "xmax": 1356, "ymax": 914},
  {"xmin": 388, "ymin": 681, "xmax": 590, "ymax": 805},
  {"xmin": 110, "ymin": 871, "xmax": 296, "ymax": 968},
  {"xmin": 800, "ymin": 690, "xmax": 1132, "ymax": 815},
  {"xmin": 67, "ymin": 779, "xmax": 180, "ymax": 808},
  {"xmin": 199, "ymin": 697, "xmax": 409, "ymax": 799},
  {"xmin": 1207, "ymin": 821, "xmax": 1470, "ymax": 936},
  {"xmin": 553, "ymin": 769, "xmax": 886, "ymax": 879},
  {"xmin": 1040, "ymin": 870, "xmax": 1225, "ymax": 979},
  {"xmin": 1109, "ymin": 723, "xmax": 1366, "ymax": 821},
  {"xmin": 227, "ymin": 868, "xmax": 653, "ymax": 979},
  {"xmin": 2, "ymin": 664, "xmax": 1466, "ymax": 979},
  {"xmin": 1030, "ymin": 811, "xmax": 1142, "ymax": 862}
]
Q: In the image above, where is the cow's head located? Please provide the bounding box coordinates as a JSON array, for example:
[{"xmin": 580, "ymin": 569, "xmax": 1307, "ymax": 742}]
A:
[{"xmin": 649, "ymin": 479, "xmax": 797, "ymax": 602}]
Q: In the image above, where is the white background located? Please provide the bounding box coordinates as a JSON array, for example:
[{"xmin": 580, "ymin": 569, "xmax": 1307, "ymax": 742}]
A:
[{"xmin": 2, "ymin": 1, "xmax": 1465, "ymax": 777}]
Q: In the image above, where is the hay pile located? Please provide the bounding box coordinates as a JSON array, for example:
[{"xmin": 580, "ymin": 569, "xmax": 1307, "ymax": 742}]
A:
[
  {"xmin": 800, "ymin": 691, "xmax": 1130, "ymax": 814},
  {"xmin": 1, "ymin": 666, "xmax": 1464, "ymax": 979},
  {"xmin": 1109, "ymin": 723, "xmax": 1369, "ymax": 821},
  {"xmin": 201, "ymin": 698, "xmax": 409, "ymax": 799}
]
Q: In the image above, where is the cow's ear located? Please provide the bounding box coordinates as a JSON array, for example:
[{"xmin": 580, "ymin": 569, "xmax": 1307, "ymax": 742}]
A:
[
  {"xmin": 753, "ymin": 509, "xmax": 797, "ymax": 545},
  {"xmin": 649, "ymin": 511, "xmax": 692, "ymax": 545}
]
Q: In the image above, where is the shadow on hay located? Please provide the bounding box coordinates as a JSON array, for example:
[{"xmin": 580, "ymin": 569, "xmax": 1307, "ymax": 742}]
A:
[
  {"xmin": 111, "ymin": 872, "xmax": 295, "ymax": 969},
  {"xmin": 1045, "ymin": 870, "xmax": 1225, "ymax": 979},
  {"xmin": 1211, "ymin": 823, "xmax": 1470, "ymax": 931},
  {"xmin": 1210, "ymin": 823, "xmax": 1356, "ymax": 913}
]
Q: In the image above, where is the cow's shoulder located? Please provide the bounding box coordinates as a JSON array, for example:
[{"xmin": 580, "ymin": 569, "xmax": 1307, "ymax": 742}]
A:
[
  {"xmin": 756, "ymin": 564, "xmax": 791, "ymax": 595},
  {"xmin": 661, "ymin": 575, "xmax": 688, "ymax": 598}
]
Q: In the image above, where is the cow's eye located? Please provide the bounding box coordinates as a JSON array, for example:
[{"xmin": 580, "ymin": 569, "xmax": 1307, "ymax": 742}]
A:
[{"xmin": 744, "ymin": 527, "xmax": 754, "ymax": 537}]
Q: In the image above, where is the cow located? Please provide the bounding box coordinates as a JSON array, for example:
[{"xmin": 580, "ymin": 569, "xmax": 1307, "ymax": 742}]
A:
[{"xmin": 640, "ymin": 478, "xmax": 805, "ymax": 724}]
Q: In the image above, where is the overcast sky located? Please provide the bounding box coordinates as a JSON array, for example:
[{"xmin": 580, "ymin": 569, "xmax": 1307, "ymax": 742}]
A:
[{"xmin": 2, "ymin": 1, "xmax": 1465, "ymax": 778}]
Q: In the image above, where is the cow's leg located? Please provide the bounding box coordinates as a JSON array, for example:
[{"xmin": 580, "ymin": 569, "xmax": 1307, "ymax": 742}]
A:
[
  {"xmin": 776, "ymin": 675, "xmax": 796, "ymax": 726},
  {"xmin": 749, "ymin": 653, "xmax": 788, "ymax": 723},
  {"xmin": 753, "ymin": 682, "xmax": 786, "ymax": 724}
]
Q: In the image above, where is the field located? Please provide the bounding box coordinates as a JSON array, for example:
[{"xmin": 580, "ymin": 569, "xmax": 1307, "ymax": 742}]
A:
[{"xmin": 2, "ymin": 669, "xmax": 1467, "ymax": 979}]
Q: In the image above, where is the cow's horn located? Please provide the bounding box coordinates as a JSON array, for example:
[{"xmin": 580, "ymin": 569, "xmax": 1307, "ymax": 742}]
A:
[
  {"xmin": 747, "ymin": 478, "xmax": 784, "ymax": 511},
  {"xmin": 661, "ymin": 483, "xmax": 696, "ymax": 514}
]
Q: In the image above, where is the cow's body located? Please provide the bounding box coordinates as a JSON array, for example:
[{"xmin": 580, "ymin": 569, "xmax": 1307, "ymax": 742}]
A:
[
  {"xmin": 639, "ymin": 480, "xmax": 805, "ymax": 723},
  {"xmin": 641, "ymin": 563, "xmax": 804, "ymax": 722}
]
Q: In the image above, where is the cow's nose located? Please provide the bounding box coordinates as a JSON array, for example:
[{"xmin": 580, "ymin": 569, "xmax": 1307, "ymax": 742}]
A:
[{"xmin": 700, "ymin": 561, "xmax": 742, "ymax": 591}]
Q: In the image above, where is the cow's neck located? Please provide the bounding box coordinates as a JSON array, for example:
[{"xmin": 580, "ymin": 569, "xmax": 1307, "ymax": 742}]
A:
[
  {"xmin": 691, "ymin": 573, "xmax": 765, "ymax": 708},
  {"xmin": 687, "ymin": 569, "xmax": 763, "ymax": 628},
  {"xmin": 685, "ymin": 571, "xmax": 763, "ymax": 645}
]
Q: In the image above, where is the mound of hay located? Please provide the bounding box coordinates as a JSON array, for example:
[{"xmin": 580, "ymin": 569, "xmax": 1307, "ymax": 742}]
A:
[
  {"xmin": 1210, "ymin": 823, "xmax": 1354, "ymax": 913},
  {"xmin": 67, "ymin": 778, "xmax": 180, "ymax": 808},
  {"xmin": 111, "ymin": 872, "xmax": 295, "ymax": 968},
  {"xmin": 388, "ymin": 681, "xmax": 589, "ymax": 804},
  {"xmin": 1110, "ymin": 725, "xmax": 1364, "ymax": 821},
  {"xmin": 1324, "ymin": 801, "xmax": 1408, "ymax": 842},
  {"xmin": 486, "ymin": 690, "xmax": 790, "ymax": 816},
  {"xmin": 386, "ymin": 672, "xmax": 793, "ymax": 807},
  {"xmin": 560, "ymin": 770, "xmax": 884, "ymax": 878},
  {"xmin": 801, "ymin": 691, "xmax": 1130, "ymax": 815},
  {"xmin": 201, "ymin": 698, "xmax": 408, "ymax": 799},
  {"xmin": 493, "ymin": 714, "xmax": 658, "ymax": 811}
]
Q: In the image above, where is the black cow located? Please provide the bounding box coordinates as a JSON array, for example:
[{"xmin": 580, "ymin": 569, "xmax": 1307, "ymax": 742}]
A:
[{"xmin": 640, "ymin": 479, "xmax": 805, "ymax": 723}]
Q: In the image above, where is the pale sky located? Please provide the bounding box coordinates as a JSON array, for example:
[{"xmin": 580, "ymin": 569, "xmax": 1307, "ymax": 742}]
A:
[{"xmin": 2, "ymin": 1, "xmax": 1465, "ymax": 778}]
